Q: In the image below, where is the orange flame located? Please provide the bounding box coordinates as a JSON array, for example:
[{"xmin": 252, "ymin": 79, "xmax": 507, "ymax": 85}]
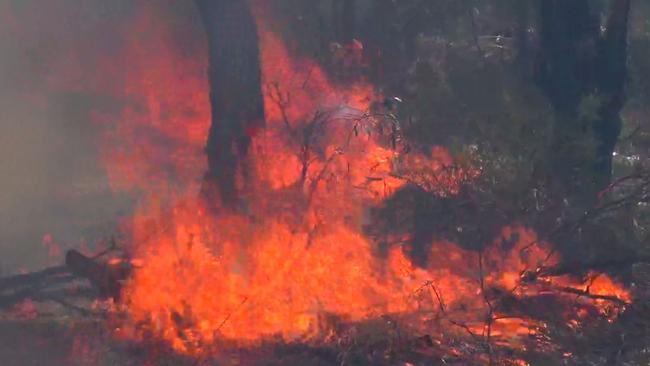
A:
[
  {"xmin": 1, "ymin": 0, "xmax": 632, "ymax": 360},
  {"xmin": 114, "ymin": 9, "xmax": 488, "ymax": 354},
  {"xmin": 59, "ymin": 2, "xmax": 627, "ymax": 357}
]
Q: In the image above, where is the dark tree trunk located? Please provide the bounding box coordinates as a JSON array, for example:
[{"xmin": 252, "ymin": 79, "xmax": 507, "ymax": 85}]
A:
[
  {"xmin": 513, "ymin": 0, "xmax": 532, "ymax": 78},
  {"xmin": 364, "ymin": 0, "xmax": 403, "ymax": 89},
  {"xmin": 195, "ymin": 0, "xmax": 265, "ymax": 209},
  {"xmin": 537, "ymin": 0, "xmax": 631, "ymax": 206},
  {"xmin": 332, "ymin": 0, "xmax": 356, "ymax": 43}
]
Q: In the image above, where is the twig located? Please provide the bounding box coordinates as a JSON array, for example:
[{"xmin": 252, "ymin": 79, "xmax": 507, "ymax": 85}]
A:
[
  {"xmin": 91, "ymin": 236, "xmax": 120, "ymax": 260},
  {"xmin": 418, "ymin": 280, "xmax": 479, "ymax": 341},
  {"xmin": 522, "ymin": 255, "xmax": 650, "ymax": 282},
  {"xmin": 215, "ymin": 296, "xmax": 248, "ymax": 333},
  {"xmin": 267, "ymin": 82, "xmax": 294, "ymax": 135},
  {"xmin": 477, "ymin": 251, "xmax": 494, "ymax": 366},
  {"xmin": 554, "ymin": 286, "xmax": 630, "ymax": 306}
]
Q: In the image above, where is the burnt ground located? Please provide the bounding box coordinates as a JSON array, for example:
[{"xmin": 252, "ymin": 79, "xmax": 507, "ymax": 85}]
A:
[{"xmin": 0, "ymin": 316, "xmax": 443, "ymax": 366}]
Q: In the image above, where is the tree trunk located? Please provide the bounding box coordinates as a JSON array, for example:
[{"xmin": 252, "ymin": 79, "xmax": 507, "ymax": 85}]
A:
[
  {"xmin": 513, "ymin": 0, "xmax": 532, "ymax": 78},
  {"xmin": 364, "ymin": 0, "xmax": 403, "ymax": 89},
  {"xmin": 332, "ymin": 0, "xmax": 356, "ymax": 43},
  {"xmin": 537, "ymin": 0, "xmax": 631, "ymax": 207},
  {"xmin": 195, "ymin": 0, "xmax": 265, "ymax": 209}
]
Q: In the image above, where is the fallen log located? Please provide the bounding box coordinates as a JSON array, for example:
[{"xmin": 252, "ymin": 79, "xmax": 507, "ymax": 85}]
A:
[
  {"xmin": 521, "ymin": 255, "xmax": 650, "ymax": 282},
  {"xmin": 0, "ymin": 250, "xmax": 131, "ymax": 310},
  {"xmin": 65, "ymin": 250, "xmax": 131, "ymax": 300},
  {"xmin": 0, "ymin": 265, "xmax": 69, "ymax": 291}
]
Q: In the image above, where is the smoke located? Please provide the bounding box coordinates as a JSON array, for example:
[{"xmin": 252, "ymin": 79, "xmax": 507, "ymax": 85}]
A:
[{"xmin": 0, "ymin": 0, "xmax": 205, "ymax": 274}]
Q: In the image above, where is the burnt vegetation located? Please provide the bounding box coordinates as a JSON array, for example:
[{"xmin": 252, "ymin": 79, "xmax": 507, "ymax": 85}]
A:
[{"xmin": 1, "ymin": 0, "xmax": 650, "ymax": 365}]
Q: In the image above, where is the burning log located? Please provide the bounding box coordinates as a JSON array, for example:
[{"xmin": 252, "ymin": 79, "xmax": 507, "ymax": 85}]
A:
[{"xmin": 521, "ymin": 255, "xmax": 650, "ymax": 282}]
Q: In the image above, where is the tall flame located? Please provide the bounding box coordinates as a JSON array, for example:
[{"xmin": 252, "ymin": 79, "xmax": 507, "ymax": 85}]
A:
[
  {"xmin": 111, "ymin": 8, "xmax": 631, "ymax": 356},
  {"xmin": 10, "ymin": 1, "xmax": 623, "ymax": 357},
  {"xmin": 113, "ymin": 5, "xmax": 491, "ymax": 354}
]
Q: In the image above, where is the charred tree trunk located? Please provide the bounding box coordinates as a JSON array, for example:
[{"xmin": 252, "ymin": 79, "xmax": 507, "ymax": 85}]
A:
[
  {"xmin": 537, "ymin": 0, "xmax": 631, "ymax": 207},
  {"xmin": 196, "ymin": 0, "xmax": 265, "ymax": 209}
]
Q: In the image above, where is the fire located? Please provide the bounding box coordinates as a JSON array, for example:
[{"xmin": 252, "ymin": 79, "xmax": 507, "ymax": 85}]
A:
[
  {"xmin": 587, "ymin": 273, "xmax": 632, "ymax": 303},
  {"xmin": 96, "ymin": 7, "xmax": 210, "ymax": 196},
  {"xmin": 107, "ymin": 6, "xmax": 633, "ymax": 356},
  {"xmin": 113, "ymin": 9, "xmax": 487, "ymax": 353},
  {"xmin": 15, "ymin": 0, "xmax": 625, "ymax": 358}
]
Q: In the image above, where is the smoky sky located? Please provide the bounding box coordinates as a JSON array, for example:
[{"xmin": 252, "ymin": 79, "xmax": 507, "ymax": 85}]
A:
[{"xmin": 0, "ymin": 0, "xmax": 205, "ymax": 274}]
